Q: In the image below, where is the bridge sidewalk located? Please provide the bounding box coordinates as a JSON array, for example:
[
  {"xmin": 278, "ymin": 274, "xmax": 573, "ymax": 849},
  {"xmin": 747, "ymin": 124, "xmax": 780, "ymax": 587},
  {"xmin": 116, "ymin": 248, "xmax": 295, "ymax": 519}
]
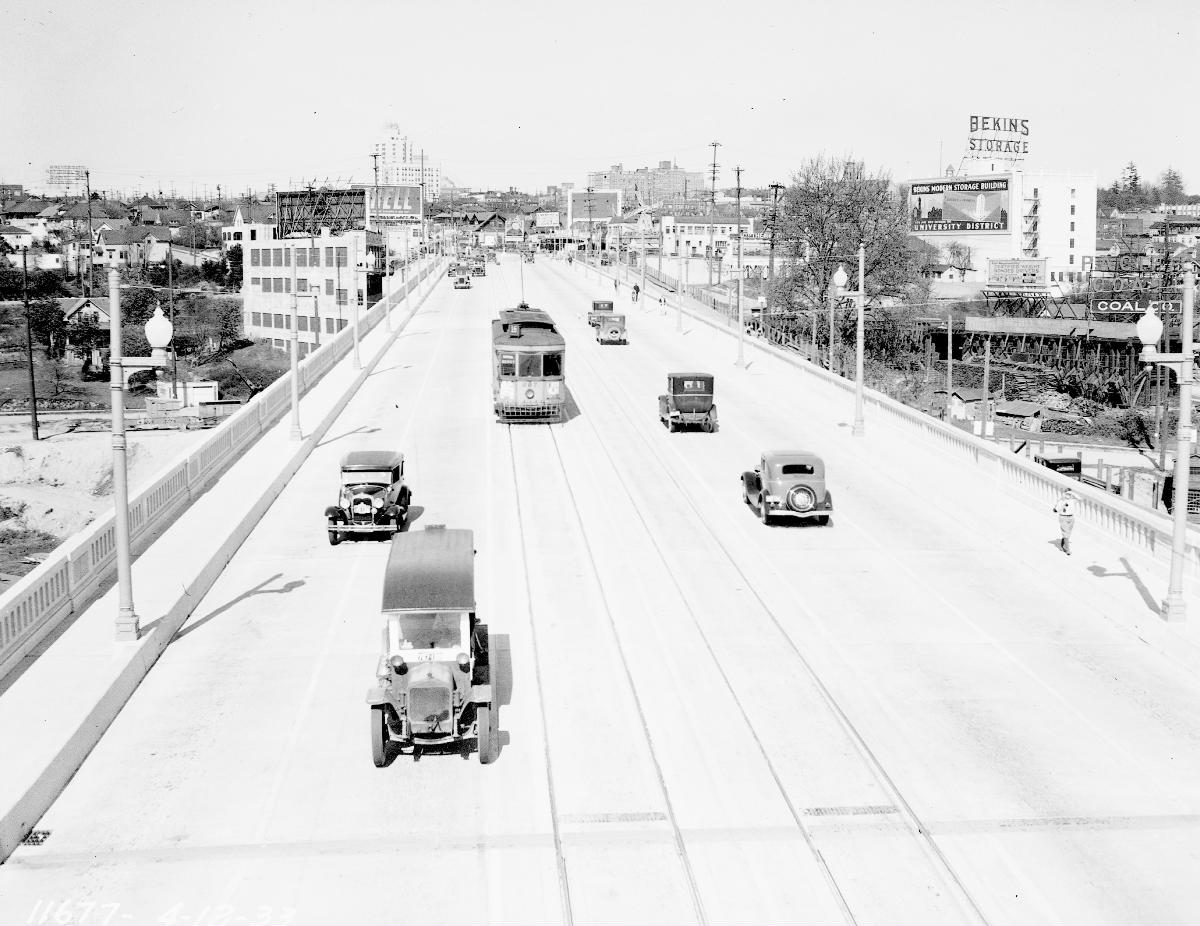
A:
[{"xmin": 0, "ymin": 271, "xmax": 437, "ymax": 860}]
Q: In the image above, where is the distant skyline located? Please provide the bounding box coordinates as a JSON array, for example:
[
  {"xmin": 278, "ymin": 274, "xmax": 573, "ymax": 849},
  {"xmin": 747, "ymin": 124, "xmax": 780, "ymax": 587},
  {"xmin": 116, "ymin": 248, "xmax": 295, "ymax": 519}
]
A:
[{"xmin": 2, "ymin": 0, "xmax": 1197, "ymax": 200}]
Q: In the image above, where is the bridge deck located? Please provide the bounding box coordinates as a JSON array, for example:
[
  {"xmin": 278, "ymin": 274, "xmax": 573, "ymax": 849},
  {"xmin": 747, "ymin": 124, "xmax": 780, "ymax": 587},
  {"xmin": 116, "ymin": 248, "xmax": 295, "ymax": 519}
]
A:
[{"xmin": 3, "ymin": 256, "xmax": 1200, "ymax": 923}]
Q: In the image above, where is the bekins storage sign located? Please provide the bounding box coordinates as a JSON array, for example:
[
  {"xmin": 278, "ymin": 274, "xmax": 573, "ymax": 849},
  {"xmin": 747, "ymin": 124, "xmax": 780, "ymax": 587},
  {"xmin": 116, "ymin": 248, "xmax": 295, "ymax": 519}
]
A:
[{"xmin": 966, "ymin": 115, "xmax": 1030, "ymax": 157}]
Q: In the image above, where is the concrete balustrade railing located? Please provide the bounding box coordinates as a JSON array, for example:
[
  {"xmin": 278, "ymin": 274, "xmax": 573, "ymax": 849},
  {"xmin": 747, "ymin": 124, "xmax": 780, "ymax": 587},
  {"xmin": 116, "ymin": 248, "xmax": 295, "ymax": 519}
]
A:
[
  {"xmin": 0, "ymin": 255, "xmax": 445, "ymax": 680},
  {"xmin": 610, "ymin": 258, "xmax": 1200, "ymax": 587}
]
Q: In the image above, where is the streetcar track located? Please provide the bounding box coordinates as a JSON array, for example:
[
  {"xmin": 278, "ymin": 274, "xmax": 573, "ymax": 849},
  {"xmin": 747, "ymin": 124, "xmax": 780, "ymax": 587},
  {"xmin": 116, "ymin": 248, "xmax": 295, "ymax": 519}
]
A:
[
  {"xmin": 532, "ymin": 258, "xmax": 990, "ymax": 924},
  {"xmin": 501, "ymin": 427, "xmax": 575, "ymax": 926},
  {"xmin": 496, "ymin": 265, "xmax": 707, "ymax": 924}
]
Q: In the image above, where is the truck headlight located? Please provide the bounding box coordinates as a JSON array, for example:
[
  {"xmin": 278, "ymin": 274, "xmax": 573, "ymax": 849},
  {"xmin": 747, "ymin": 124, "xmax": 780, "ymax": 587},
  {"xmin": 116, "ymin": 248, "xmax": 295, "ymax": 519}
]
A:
[
  {"xmin": 372, "ymin": 496, "xmax": 384, "ymax": 509},
  {"xmin": 456, "ymin": 653, "xmax": 470, "ymax": 673},
  {"xmin": 389, "ymin": 654, "xmax": 408, "ymax": 675}
]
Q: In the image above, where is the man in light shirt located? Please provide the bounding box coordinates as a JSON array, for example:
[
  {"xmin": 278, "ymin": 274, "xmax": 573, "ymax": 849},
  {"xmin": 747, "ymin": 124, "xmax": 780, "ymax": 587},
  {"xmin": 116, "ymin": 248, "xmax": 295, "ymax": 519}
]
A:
[{"xmin": 1053, "ymin": 488, "xmax": 1077, "ymax": 555}]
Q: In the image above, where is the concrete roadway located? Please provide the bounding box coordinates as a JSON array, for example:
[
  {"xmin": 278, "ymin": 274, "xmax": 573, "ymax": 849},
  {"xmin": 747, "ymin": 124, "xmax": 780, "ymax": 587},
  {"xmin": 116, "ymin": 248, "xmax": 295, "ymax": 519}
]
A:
[{"xmin": 2, "ymin": 255, "xmax": 1200, "ymax": 924}]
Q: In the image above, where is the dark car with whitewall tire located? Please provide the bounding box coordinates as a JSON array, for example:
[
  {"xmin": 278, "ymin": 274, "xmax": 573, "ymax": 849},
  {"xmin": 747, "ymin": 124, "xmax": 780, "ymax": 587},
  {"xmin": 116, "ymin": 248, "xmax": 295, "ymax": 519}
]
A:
[
  {"xmin": 742, "ymin": 450, "xmax": 832, "ymax": 526},
  {"xmin": 325, "ymin": 450, "xmax": 411, "ymax": 544}
]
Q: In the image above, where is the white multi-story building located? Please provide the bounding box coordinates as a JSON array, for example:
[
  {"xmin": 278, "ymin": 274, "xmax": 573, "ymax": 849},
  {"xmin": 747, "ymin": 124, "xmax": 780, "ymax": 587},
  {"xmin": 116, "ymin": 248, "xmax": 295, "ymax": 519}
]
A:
[
  {"xmin": 374, "ymin": 126, "xmax": 440, "ymax": 204},
  {"xmin": 659, "ymin": 215, "xmax": 755, "ymax": 258},
  {"xmin": 241, "ymin": 229, "xmax": 387, "ymax": 356},
  {"xmin": 908, "ymin": 165, "xmax": 1097, "ymax": 285}
]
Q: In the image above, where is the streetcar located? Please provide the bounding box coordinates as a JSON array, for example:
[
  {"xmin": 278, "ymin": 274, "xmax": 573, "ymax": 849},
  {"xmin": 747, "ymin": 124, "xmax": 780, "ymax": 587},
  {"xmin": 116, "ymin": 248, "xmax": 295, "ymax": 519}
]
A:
[{"xmin": 491, "ymin": 305, "xmax": 565, "ymax": 422}]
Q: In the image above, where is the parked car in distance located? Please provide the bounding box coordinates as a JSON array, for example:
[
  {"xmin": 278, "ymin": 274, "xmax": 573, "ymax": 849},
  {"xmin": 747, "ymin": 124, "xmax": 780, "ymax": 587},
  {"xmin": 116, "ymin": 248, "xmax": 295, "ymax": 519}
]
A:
[
  {"xmin": 325, "ymin": 450, "xmax": 411, "ymax": 544},
  {"xmin": 454, "ymin": 273, "xmax": 472, "ymax": 289},
  {"xmin": 367, "ymin": 526, "xmax": 494, "ymax": 766},
  {"xmin": 658, "ymin": 372, "xmax": 717, "ymax": 433},
  {"xmin": 596, "ymin": 314, "xmax": 626, "ymax": 345},
  {"xmin": 742, "ymin": 450, "xmax": 832, "ymax": 525},
  {"xmin": 471, "ymin": 262, "xmax": 486, "ymax": 277}
]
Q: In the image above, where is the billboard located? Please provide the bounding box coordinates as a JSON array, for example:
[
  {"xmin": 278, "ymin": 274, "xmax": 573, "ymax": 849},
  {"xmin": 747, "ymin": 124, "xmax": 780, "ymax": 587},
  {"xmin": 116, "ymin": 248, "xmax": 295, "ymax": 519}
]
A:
[
  {"xmin": 910, "ymin": 177, "xmax": 1010, "ymax": 234},
  {"xmin": 987, "ymin": 258, "xmax": 1046, "ymax": 289},
  {"xmin": 363, "ymin": 184, "xmax": 421, "ymax": 225},
  {"xmin": 568, "ymin": 190, "xmax": 621, "ymax": 225},
  {"xmin": 535, "ymin": 211, "xmax": 560, "ymax": 229},
  {"xmin": 46, "ymin": 165, "xmax": 87, "ymax": 187}
]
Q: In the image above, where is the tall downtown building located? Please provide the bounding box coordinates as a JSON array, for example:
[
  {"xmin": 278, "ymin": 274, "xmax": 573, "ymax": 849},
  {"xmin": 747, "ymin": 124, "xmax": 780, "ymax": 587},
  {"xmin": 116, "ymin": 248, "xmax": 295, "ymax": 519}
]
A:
[{"xmin": 374, "ymin": 125, "xmax": 440, "ymax": 202}]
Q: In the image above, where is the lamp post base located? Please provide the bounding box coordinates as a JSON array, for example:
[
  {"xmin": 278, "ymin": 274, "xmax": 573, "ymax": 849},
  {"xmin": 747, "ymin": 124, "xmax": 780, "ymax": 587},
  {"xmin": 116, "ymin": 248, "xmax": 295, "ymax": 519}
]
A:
[
  {"xmin": 115, "ymin": 608, "xmax": 140, "ymax": 642},
  {"xmin": 852, "ymin": 421, "xmax": 865, "ymax": 437},
  {"xmin": 1161, "ymin": 596, "xmax": 1187, "ymax": 622}
]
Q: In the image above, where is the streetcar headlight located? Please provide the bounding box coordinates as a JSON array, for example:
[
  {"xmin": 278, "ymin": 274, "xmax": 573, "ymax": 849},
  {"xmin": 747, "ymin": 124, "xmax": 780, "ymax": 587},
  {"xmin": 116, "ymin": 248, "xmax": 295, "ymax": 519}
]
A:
[{"xmin": 525, "ymin": 388, "xmax": 536, "ymax": 400}]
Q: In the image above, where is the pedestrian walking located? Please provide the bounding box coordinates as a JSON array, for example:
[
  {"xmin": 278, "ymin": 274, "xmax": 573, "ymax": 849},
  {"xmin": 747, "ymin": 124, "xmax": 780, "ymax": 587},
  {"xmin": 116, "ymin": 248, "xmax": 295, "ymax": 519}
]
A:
[
  {"xmin": 613, "ymin": 278, "xmax": 619, "ymax": 295},
  {"xmin": 658, "ymin": 295, "xmax": 667, "ymax": 315},
  {"xmin": 632, "ymin": 283, "xmax": 641, "ymax": 303},
  {"xmin": 1052, "ymin": 488, "xmax": 1077, "ymax": 555}
]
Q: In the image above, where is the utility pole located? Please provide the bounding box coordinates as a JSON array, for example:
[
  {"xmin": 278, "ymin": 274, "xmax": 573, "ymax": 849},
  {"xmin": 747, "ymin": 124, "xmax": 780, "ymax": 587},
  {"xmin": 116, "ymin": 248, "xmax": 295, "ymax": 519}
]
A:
[
  {"xmin": 21, "ymin": 248, "xmax": 40, "ymax": 440},
  {"xmin": 586, "ymin": 187, "xmax": 595, "ymax": 273},
  {"xmin": 766, "ymin": 182, "xmax": 784, "ymax": 340},
  {"xmin": 85, "ymin": 169, "xmax": 94, "ymax": 296},
  {"xmin": 167, "ymin": 241, "xmax": 177, "ymax": 399},
  {"xmin": 735, "ymin": 166, "xmax": 744, "ymax": 367},
  {"xmin": 708, "ymin": 141, "xmax": 720, "ymax": 286},
  {"xmin": 371, "ymin": 152, "xmax": 381, "ymax": 231}
]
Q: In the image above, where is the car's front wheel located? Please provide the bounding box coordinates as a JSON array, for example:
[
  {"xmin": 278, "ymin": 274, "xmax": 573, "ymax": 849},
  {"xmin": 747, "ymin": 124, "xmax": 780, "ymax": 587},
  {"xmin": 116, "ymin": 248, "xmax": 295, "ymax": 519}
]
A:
[
  {"xmin": 370, "ymin": 706, "xmax": 388, "ymax": 768},
  {"xmin": 817, "ymin": 515, "xmax": 831, "ymax": 526},
  {"xmin": 477, "ymin": 704, "xmax": 496, "ymax": 765},
  {"xmin": 759, "ymin": 496, "xmax": 771, "ymax": 525},
  {"xmin": 327, "ymin": 527, "xmax": 342, "ymax": 546}
]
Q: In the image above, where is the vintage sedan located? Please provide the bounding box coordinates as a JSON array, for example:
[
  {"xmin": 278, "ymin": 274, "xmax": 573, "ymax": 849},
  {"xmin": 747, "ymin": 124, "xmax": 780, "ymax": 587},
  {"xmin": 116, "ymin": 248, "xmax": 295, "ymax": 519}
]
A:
[
  {"xmin": 658, "ymin": 372, "xmax": 717, "ymax": 433},
  {"xmin": 741, "ymin": 450, "xmax": 832, "ymax": 525},
  {"xmin": 596, "ymin": 313, "xmax": 626, "ymax": 345},
  {"xmin": 367, "ymin": 526, "xmax": 495, "ymax": 765},
  {"xmin": 454, "ymin": 273, "xmax": 472, "ymax": 289},
  {"xmin": 587, "ymin": 299, "xmax": 616, "ymax": 327},
  {"xmin": 325, "ymin": 450, "xmax": 411, "ymax": 545}
]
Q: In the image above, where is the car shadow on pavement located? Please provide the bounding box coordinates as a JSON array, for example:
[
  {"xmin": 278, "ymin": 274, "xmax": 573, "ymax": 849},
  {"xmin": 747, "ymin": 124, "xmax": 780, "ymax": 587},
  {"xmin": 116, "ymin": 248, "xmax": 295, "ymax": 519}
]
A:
[
  {"xmin": 400, "ymin": 505, "xmax": 425, "ymax": 531},
  {"xmin": 164, "ymin": 573, "xmax": 306, "ymax": 640},
  {"xmin": 1087, "ymin": 557, "xmax": 1161, "ymax": 616}
]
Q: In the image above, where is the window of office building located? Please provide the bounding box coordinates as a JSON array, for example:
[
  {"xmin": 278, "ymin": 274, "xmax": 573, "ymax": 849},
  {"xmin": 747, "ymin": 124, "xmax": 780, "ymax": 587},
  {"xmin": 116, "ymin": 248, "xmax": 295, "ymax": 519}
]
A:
[
  {"xmin": 299, "ymin": 343, "xmax": 309, "ymax": 358},
  {"xmin": 1070, "ymin": 238, "xmax": 1075, "ymax": 249},
  {"xmin": 310, "ymin": 248, "xmax": 320, "ymax": 266},
  {"xmin": 1070, "ymin": 222, "xmax": 1075, "ymax": 232},
  {"xmin": 262, "ymin": 249, "xmax": 272, "ymax": 267},
  {"xmin": 1070, "ymin": 205, "xmax": 1076, "ymax": 215},
  {"xmin": 311, "ymin": 316, "xmax": 319, "ymax": 332},
  {"xmin": 285, "ymin": 278, "xmax": 291, "ymax": 293},
  {"xmin": 250, "ymin": 230, "xmax": 257, "ymax": 240},
  {"xmin": 298, "ymin": 316, "xmax": 308, "ymax": 331},
  {"xmin": 336, "ymin": 247, "xmax": 348, "ymax": 267},
  {"xmin": 297, "ymin": 278, "xmax": 307, "ymax": 292},
  {"xmin": 336, "ymin": 288, "xmax": 348, "ymax": 306},
  {"xmin": 325, "ymin": 318, "xmax": 335, "ymax": 334},
  {"xmin": 1069, "ymin": 255, "xmax": 1075, "ymax": 265},
  {"xmin": 357, "ymin": 289, "xmax": 364, "ymax": 305},
  {"xmin": 326, "ymin": 279, "xmax": 334, "ymax": 295},
  {"xmin": 297, "ymin": 249, "xmax": 307, "ymax": 268},
  {"xmin": 273, "ymin": 313, "xmax": 284, "ymax": 327},
  {"xmin": 261, "ymin": 278, "xmax": 271, "ymax": 292},
  {"xmin": 251, "ymin": 312, "xmax": 262, "ymax": 326},
  {"xmin": 338, "ymin": 319, "xmax": 347, "ymax": 331},
  {"xmin": 274, "ymin": 338, "xmax": 284, "ymax": 350},
  {"xmin": 250, "ymin": 277, "xmax": 260, "ymax": 285},
  {"xmin": 273, "ymin": 248, "xmax": 283, "ymax": 265},
  {"xmin": 284, "ymin": 248, "xmax": 291, "ymax": 267},
  {"xmin": 273, "ymin": 278, "xmax": 283, "ymax": 293},
  {"xmin": 250, "ymin": 248, "xmax": 260, "ymax": 266}
]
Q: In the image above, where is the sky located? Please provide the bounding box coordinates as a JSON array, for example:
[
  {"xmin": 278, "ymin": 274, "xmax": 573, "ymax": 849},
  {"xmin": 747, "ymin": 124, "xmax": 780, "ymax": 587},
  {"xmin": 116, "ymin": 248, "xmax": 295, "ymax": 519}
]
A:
[{"xmin": 2, "ymin": 0, "xmax": 1197, "ymax": 200}]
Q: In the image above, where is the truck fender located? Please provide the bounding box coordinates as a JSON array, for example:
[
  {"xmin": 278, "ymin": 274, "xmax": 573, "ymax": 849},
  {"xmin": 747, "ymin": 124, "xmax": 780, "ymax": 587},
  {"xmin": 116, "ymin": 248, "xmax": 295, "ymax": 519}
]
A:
[
  {"xmin": 365, "ymin": 687, "xmax": 390, "ymax": 706},
  {"xmin": 470, "ymin": 684, "xmax": 492, "ymax": 704},
  {"xmin": 324, "ymin": 505, "xmax": 344, "ymax": 521}
]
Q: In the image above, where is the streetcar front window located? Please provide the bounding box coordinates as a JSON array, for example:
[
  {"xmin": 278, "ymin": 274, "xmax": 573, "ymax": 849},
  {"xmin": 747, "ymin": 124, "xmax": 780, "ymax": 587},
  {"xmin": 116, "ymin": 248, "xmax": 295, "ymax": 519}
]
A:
[
  {"xmin": 499, "ymin": 353, "xmax": 516, "ymax": 376},
  {"xmin": 518, "ymin": 354, "xmax": 540, "ymax": 377},
  {"xmin": 542, "ymin": 352, "xmax": 562, "ymax": 377}
]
